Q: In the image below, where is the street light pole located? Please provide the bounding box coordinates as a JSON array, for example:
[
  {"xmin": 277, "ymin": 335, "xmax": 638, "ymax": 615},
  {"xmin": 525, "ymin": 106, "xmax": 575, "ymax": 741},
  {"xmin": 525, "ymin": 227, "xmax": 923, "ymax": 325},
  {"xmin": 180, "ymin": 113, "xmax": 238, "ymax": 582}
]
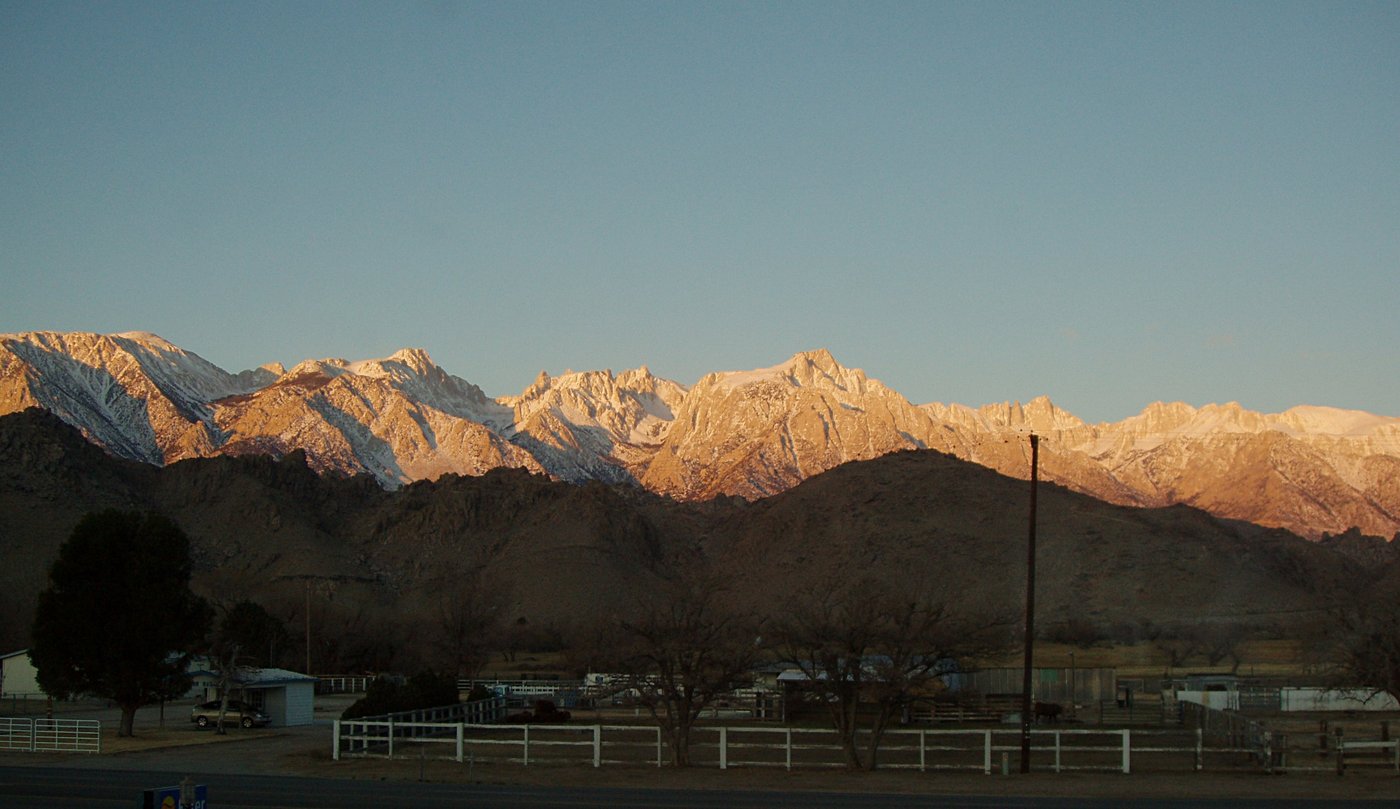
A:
[{"xmin": 1019, "ymin": 433, "xmax": 1040, "ymax": 773}]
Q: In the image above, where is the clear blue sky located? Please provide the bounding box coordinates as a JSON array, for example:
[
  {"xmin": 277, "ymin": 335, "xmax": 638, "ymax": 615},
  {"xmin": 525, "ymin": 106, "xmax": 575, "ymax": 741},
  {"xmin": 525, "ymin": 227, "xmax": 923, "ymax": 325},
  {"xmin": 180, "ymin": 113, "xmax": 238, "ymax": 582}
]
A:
[{"xmin": 3, "ymin": 1, "xmax": 1397, "ymax": 422}]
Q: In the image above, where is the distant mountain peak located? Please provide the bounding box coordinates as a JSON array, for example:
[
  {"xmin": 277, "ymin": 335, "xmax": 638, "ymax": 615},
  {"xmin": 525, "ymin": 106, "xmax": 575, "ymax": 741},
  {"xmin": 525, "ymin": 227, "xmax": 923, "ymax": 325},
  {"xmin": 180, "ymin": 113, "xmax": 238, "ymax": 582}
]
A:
[
  {"xmin": 792, "ymin": 347, "xmax": 838, "ymax": 368},
  {"xmin": 112, "ymin": 330, "xmax": 176, "ymax": 346}
]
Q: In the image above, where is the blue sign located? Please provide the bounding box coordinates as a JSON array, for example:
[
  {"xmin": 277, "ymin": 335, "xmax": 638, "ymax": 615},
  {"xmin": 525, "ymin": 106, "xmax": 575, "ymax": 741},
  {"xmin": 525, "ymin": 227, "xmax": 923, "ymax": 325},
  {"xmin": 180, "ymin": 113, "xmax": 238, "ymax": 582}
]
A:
[{"xmin": 139, "ymin": 783, "xmax": 208, "ymax": 808}]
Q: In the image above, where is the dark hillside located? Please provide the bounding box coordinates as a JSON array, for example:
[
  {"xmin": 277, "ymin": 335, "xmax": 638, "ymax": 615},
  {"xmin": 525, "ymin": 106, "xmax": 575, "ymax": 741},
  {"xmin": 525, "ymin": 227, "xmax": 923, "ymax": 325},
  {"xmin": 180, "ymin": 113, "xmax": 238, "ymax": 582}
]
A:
[{"xmin": 0, "ymin": 412, "xmax": 1375, "ymax": 665}]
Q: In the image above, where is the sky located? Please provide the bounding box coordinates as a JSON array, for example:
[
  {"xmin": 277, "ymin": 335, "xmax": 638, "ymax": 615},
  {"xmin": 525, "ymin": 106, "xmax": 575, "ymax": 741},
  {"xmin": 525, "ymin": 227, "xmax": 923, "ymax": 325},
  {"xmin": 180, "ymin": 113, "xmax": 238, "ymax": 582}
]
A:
[{"xmin": 2, "ymin": 1, "xmax": 1397, "ymax": 423}]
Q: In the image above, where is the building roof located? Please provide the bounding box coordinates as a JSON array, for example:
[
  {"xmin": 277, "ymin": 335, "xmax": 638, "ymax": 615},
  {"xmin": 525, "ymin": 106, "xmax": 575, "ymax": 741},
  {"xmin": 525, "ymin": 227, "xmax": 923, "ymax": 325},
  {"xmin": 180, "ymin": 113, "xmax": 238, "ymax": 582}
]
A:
[
  {"xmin": 186, "ymin": 665, "xmax": 317, "ymax": 688},
  {"xmin": 1, "ymin": 649, "xmax": 31, "ymax": 661},
  {"xmin": 238, "ymin": 667, "xmax": 319, "ymax": 687}
]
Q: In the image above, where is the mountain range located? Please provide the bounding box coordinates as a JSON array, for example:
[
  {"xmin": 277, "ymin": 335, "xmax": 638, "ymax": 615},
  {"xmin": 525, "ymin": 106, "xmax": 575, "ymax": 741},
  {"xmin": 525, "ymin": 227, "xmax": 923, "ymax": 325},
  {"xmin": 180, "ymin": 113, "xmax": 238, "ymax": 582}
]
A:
[{"xmin": 3, "ymin": 330, "xmax": 1397, "ymax": 542}]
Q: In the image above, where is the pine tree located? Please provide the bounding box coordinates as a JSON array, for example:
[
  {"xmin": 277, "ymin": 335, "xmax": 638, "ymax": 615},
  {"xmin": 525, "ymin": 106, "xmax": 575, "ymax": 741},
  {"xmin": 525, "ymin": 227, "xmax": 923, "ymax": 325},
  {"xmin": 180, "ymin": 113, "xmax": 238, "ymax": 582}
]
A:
[{"xmin": 30, "ymin": 510, "xmax": 212, "ymax": 737}]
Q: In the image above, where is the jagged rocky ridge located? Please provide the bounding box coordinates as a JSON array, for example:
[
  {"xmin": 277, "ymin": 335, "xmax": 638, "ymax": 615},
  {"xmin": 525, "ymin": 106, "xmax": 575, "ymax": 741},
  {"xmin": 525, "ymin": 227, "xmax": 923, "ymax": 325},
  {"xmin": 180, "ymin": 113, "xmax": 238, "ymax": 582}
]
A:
[{"xmin": 2, "ymin": 331, "xmax": 1397, "ymax": 541}]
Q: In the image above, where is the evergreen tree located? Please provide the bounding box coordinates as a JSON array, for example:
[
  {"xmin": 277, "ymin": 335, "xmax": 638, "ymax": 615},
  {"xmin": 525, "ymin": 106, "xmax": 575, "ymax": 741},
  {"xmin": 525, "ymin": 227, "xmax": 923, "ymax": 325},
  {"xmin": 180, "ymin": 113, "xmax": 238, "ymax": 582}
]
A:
[{"xmin": 30, "ymin": 510, "xmax": 212, "ymax": 736}]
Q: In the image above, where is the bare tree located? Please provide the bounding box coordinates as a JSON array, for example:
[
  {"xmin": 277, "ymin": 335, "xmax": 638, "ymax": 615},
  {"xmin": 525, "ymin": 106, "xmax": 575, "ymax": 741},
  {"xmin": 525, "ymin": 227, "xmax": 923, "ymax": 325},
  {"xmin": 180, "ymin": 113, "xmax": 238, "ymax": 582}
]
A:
[
  {"xmin": 427, "ymin": 569, "xmax": 504, "ymax": 679},
  {"xmin": 1154, "ymin": 624, "xmax": 1206, "ymax": 670},
  {"xmin": 1198, "ymin": 623, "xmax": 1248, "ymax": 673},
  {"xmin": 602, "ymin": 574, "xmax": 760, "ymax": 767},
  {"xmin": 206, "ymin": 641, "xmax": 248, "ymax": 735},
  {"xmin": 769, "ymin": 574, "xmax": 1009, "ymax": 770},
  {"xmin": 1156, "ymin": 623, "xmax": 1249, "ymax": 673},
  {"xmin": 1322, "ymin": 591, "xmax": 1400, "ymax": 705}
]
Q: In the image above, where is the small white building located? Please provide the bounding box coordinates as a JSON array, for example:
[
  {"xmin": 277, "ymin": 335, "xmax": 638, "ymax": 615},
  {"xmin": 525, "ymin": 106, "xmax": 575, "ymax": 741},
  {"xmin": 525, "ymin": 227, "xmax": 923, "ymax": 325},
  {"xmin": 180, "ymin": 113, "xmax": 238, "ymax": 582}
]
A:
[
  {"xmin": 0, "ymin": 649, "xmax": 43, "ymax": 698},
  {"xmin": 196, "ymin": 667, "xmax": 318, "ymax": 727}
]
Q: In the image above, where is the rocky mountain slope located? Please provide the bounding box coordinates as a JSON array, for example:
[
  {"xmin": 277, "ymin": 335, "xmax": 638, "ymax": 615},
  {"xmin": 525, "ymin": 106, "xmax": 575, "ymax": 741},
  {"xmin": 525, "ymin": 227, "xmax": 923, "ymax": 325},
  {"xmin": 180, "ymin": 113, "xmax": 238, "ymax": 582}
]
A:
[
  {"xmin": 2, "ymin": 330, "xmax": 1396, "ymax": 541},
  {"xmin": 0, "ymin": 409, "xmax": 1377, "ymax": 666}
]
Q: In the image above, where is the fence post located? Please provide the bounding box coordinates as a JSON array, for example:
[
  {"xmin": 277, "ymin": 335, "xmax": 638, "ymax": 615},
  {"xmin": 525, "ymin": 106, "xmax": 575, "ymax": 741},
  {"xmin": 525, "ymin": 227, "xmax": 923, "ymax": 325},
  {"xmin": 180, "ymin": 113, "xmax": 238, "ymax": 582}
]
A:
[
  {"xmin": 786, "ymin": 728, "xmax": 792, "ymax": 770},
  {"xmin": 984, "ymin": 730, "xmax": 992, "ymax": 774},
  {"xmin": 593, "ymin": 725, "xmax": 601, "ymax": 768},
  {"xmin": 1121, "ymin": 729, "xmax": 1131, "ymax": 774},
  {"xmin": 1195, "ymin": 726, "xmax": 1203, "ymax": 772},
  {"xmin": 920, "ymin": 730, "xmax": 926, "ymax": 773},
  {"xmin": 523, "ymin": 725, "xmax": 530, "ymax": 766},
  {"xmin": 1263, "ymin": 730, "xmax": 1273, "ymax": 774},
  {"xmin": 1054, "ymin": 731, "xmax": 1061, "ymax": 774},
  {"xmin": 656, "ymin": 727, "xmax": 662, "ymax": 768},
  {"xmin": 388, "ymin": 718, "xmax": 394, "ymax": 758},
  {"xmin": 719, "ymin": 726, "xmax": 728, "ymax": 770},
  {"xmin": 1335, "ymin": 728, "xmax": 1344, "ymax": 776},
  {"xmin": 333, "ymin": 719, "xmax": 341, "ymax": 761},
  {"xmin": 456, "ymin": 723, "xmax": 464, "ymax": 763}
]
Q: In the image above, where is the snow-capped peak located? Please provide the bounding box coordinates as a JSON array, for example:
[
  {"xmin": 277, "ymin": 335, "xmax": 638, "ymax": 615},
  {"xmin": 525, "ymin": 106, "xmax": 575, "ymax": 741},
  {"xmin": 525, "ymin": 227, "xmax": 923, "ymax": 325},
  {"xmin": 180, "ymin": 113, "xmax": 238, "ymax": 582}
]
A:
[
  {"xmin": 347, "ymin": 347, "xmax": 439, "ymax": 379},
  {"xmin": 112, "ymin": 330, "xmax": 177, "ymax": 347},
  {"xmin": 703, "ymin": 349, "xmax": 882, "ymax": 400},
  {"xmin": 1277, "ymin": 405, "xmax": 1399, "ymax": 437}
]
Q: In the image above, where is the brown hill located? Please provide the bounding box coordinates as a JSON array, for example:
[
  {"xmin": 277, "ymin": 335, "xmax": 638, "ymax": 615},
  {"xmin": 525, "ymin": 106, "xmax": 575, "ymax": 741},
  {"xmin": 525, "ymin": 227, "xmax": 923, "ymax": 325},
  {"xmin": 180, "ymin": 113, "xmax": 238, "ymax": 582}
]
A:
[
  {"xmin": 0, "ymin": 410, "xmax": 1373, "ymax": 667},
  {"xmin": 710, "ymin": 450, "xmax": 1362, "ymax": 629}
]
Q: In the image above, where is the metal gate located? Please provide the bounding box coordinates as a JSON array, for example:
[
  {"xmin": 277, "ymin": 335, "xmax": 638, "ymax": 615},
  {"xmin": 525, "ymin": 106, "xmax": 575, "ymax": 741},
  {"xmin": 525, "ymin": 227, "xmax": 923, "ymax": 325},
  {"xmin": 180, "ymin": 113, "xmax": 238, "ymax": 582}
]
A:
[{"xmin": 0, "ymin": 717, "xmax": 101, "ymax": 753}]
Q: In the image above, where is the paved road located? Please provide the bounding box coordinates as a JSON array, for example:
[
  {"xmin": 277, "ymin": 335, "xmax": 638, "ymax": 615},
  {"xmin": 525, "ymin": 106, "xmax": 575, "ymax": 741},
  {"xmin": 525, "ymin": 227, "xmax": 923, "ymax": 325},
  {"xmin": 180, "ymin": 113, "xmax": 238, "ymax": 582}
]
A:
[{"xmin": 3, "ymin": 767, "xmax": 1397, "ymax": 809}]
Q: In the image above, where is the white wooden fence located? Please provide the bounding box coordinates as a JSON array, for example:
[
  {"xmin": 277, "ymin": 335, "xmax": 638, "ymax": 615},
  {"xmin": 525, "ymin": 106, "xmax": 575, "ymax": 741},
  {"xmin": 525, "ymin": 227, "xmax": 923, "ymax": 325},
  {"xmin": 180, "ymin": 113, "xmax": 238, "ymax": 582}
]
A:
[
  {"xmin": 335, "ymin": 697, "xmax": 505, "ymax": 759},
  {"xmin": 0, "ymin": 718, "xmax": 101, "ymax": 753},
  {"xmin": 317, "ymin": 675, "xmax": 374, "ymax": 694},
  {"xmin": 333, "ymin": 720, "xmax": 1263, "ymax": 774}
]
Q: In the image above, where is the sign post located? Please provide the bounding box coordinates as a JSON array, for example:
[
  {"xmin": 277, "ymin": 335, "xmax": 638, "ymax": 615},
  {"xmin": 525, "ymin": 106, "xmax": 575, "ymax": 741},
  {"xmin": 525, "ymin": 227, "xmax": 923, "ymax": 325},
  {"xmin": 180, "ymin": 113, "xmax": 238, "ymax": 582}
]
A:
[{"xmin": 139, "ymin": 780, "xmax": 207, "ymax": 809}]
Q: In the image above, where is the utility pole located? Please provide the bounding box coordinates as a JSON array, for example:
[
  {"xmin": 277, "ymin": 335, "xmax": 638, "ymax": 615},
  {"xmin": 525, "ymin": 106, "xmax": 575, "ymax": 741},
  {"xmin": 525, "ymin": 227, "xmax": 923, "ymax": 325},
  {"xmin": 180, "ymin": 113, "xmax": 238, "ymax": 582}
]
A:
[
  {"xmin": 1019, "ymin": 433, "xmax": 1040, "ymax": 773},
  {"xmin": 305, "ymin": 580, "xmax": 312, "ymax": 675}
]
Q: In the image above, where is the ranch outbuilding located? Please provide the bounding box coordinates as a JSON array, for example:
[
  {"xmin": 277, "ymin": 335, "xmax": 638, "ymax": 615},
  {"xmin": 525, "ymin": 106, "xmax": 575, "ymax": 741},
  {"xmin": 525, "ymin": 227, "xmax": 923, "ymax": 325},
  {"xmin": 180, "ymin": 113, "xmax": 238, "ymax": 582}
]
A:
[
  {"xmin": 0, "ymin": 649, "xmax": 42, "ymax": 699},
  {"xmin": 193, "ymin": 666, "xmax": 318, "ymax": 727}
]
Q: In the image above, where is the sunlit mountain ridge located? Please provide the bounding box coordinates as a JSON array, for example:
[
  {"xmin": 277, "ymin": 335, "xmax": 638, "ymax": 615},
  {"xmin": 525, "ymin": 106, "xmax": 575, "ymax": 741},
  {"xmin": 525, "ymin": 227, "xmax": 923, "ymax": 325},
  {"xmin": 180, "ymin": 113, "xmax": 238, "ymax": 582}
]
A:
[{"xmin": 2, "ymin": 330, "xmax": 1396, "ymax": 540}]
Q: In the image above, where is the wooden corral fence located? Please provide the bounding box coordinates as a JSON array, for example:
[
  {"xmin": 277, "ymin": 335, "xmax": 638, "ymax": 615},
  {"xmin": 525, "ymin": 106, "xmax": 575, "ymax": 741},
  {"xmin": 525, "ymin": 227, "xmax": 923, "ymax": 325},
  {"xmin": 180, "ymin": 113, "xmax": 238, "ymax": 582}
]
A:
[
  {"xmin": 1182, "ymin": 701, "xmax": 1400, "ymax": 775},
  {"xmin": 1255, "ymin": 720, "xmax": 1398, "ymax": 775},
  {"xmin": 952, "ymin": 667, "xmax": 1117, "ymax": 709}
]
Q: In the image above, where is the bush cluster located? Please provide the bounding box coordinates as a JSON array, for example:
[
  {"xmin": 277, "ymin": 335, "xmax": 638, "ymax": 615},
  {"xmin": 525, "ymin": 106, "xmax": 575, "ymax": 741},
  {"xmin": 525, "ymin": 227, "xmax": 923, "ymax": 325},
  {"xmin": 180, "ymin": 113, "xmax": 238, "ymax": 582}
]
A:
[{"xmin": 341, "ymin": 670, "xmax": 461, "ymax": 719}]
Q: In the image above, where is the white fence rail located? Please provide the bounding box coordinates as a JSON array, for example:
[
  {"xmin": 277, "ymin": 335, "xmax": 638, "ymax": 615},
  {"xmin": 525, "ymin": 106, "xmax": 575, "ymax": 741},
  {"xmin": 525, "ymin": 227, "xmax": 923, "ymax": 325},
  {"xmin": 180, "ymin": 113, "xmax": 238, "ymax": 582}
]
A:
[
  {"xmin": 0, "ymin": 718, "xmax": 101, "ymax": 753},
  {"xmin": 317, "ymin": 675, "xmax": 374, "ymax": 694},
  {"xmin": 334, "ymin": 720, "xmax": 1263, "ymax": 774},
  {"xmin": 336, "ymin": 697, "xmax": 506, "ymax": 759}
]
